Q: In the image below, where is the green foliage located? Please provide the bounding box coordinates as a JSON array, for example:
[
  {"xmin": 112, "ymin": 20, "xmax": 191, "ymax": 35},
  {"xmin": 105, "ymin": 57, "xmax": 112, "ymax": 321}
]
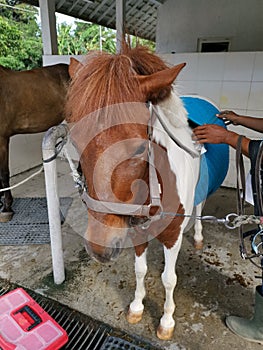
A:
[
  {"xmin": 57, "ymin": 20, "xmax": 155, "ymax": 55},
  {"xmin": 0, "ymin": 1, "xmax": 42, "ymax": 70},
  {"xmin": 130, "ymin": 36, "xmax": 156, "ymax": 52},
  {"xmin": 57, "ymin": 21, "xmax": 117, "ymax": 55},
  {"xmin": 0, "ymin": 0, "xmax": 155, "ymax": 70}
]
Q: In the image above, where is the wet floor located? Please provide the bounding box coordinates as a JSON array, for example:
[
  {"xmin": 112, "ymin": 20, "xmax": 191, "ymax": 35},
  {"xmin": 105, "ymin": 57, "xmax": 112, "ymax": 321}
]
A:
[{"xmin": 0, "ymin": 158, "xmax": 262, "ymax": 350}]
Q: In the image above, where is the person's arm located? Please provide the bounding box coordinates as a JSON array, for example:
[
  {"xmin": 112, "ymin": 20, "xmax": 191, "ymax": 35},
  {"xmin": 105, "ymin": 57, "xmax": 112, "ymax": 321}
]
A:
[
  {"xmin": 217, "ymin": 111, "xmax": 263, "ymax": 133},
  {"xmin": 193, "ymin": 124, "xmax": 251, "ymax": 156}
]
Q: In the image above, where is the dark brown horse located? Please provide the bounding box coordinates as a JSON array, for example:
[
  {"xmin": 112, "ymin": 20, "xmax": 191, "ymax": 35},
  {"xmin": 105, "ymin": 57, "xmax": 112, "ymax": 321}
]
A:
[
  {"xmin": 66, "ymin": 45, "xmax": 203, "ymax": 340},
  {"xmin": 0, "ymin": 63, "xmax": 70, "ymax": 221}
]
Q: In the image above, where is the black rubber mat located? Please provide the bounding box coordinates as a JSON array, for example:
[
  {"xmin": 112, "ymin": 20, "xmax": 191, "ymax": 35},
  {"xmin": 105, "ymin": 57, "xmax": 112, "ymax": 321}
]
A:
[
  {"xmin": 0, "ymin": 279, "xmax": 161, "ymax": 350},
  {"xmin": 0, "ymin": 197, "xmax": 72, "ymax": 245}
]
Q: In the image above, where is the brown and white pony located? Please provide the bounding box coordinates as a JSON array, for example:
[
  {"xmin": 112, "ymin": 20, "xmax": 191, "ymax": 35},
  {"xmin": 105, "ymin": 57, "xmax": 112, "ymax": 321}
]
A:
[
  {"xmin": 66, "ymin": 46, "xmax": 203, "ymax": 340},
  {"xmin": 0, "ymin": 64, "xmax": 70, "ymax": 221}
]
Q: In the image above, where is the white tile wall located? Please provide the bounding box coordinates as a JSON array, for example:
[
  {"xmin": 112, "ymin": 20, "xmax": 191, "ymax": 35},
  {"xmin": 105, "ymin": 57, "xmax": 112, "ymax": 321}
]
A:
[
  {"xmin": 223, "ymin": 52, "xmax": 255, "ymax": 81},
  {"xmin": 220, "ymin": 81, "xmax": 252, "ymax": 109},
  {"xmin": 10, "ymin": 133, "xmax": 44, "ymax": 176},
  {"xmin": 197, "ymin": 53, "xmax": 225, "ymax": 81},
  {"xmin": 252, "ymin": 53, "xmax": 263, "ymax": 81},
  {"xmin": 196, "ymin": 81, "xmax": 222, "ymax": 106},
  {"xmin": 248, "ymin": 82, "xmax": 263, "ymax": 110},
  {"xmin": 162, "ymin": 51, "xmax": 263, "ymax": 187}
]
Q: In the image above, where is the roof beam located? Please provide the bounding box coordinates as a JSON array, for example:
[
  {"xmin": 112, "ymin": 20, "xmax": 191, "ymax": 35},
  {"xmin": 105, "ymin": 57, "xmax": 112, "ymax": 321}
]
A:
[
  {"xmin": 68, "ymin": 0, "xmax": 81, "ymax": 13},
  {"xmin": 98, "ymin": 1, "xmax": 115, "ymax": 22},
  {"xmin": 128, "ymin": 3, "xmax": 150, "ymax": 26},
  {"xmin": 148, "ymin": 0, "xmax": 164, "ymax": 5},
  {"xmin": 56, "ymin": 0, "xmax": 67, "ymax": 10},
  {"xmin": 78, "ymin": 1, "xmax": 93, "ymax": 16},
  {"xmin": 89, "ymin": 0, "xmax": 109, "ymax": 20}
]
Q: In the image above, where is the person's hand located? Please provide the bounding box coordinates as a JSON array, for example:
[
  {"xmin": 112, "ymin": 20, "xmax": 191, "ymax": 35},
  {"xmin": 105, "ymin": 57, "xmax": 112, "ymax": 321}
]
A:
[
  {"xmin": 216, "ymin": 110, "xmax": 240, "ymax": 125},
  {"xmin": 193, "ymin": 124, "xmax": 232, "ymax": 144}
]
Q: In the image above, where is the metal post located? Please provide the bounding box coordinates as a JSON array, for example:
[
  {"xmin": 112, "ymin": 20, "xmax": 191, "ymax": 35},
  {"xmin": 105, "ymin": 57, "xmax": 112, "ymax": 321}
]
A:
[
  {"xmin": 42, "ymin": 124, "xmax": 68, "ymax": 284},
  {"xmin": 39, "ymin": 0, "xmax": 58, "ymax": 55},
  {"xmin": 116, "ymin": 0, "xmax": 126, "ymax": 53}
]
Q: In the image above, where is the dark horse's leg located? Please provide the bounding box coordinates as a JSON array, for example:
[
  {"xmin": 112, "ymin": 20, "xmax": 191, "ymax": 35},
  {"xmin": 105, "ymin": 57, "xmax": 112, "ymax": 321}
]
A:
[{"xmin": 0, "ymin": 136, "xmax": 13, "ymax": 222}]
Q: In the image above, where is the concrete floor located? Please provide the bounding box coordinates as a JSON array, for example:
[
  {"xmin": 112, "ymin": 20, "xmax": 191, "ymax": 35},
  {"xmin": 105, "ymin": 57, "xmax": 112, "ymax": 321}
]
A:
[{"xmin": 1, "ymin": 158, "xmax": 263, "ymax": 350}]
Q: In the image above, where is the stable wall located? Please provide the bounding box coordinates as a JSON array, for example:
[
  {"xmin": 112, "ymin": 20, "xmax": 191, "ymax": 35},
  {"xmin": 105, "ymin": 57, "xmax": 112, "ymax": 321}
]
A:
[
  {"xmin": 161, "ymin": 51, "xmax": 263, "ymax": 187},
  {"xmin": 156, "ymin": 0, "xmax": 263, "ymax": 53}
]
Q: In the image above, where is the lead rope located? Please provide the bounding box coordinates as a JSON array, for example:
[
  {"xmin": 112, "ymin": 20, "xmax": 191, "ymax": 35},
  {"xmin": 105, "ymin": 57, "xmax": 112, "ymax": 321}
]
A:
[
  {"xmin": 235, "ymin": 136, "xmax": 263, "ymax": 274},
  {"xmin": 254, "ymin": 141, "xmax": 263, "ymax": 281},
  {"xmin": 235, "ymin": 135, "xmax": 248, "ymax": 259}
]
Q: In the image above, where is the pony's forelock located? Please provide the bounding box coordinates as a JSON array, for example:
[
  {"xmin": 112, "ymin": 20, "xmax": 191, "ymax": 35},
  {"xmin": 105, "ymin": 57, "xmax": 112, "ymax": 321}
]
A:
[
  {"xmin": 66, "ymin": 45, "xmax": 175, "ymax": 123},
  {"xmin": 66, "ymin": 51, "xmax": 142, "ymax": 123}
]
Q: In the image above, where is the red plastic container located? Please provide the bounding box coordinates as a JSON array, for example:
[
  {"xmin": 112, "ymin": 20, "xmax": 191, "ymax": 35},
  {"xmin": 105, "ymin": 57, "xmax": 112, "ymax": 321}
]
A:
[{"xmin": 0, "ymin": 288, "xmax": 68, "ymax": 350}]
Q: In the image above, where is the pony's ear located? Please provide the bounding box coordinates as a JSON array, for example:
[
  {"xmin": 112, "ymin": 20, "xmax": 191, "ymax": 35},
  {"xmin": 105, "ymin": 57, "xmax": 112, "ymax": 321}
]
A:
[
  {"xmin": 69, "ymin": 57, "xmax": 83, "ymax": 78},
  {"xmin": 137, "ymin": 63, "xmax": 186, "ymax": 99}
]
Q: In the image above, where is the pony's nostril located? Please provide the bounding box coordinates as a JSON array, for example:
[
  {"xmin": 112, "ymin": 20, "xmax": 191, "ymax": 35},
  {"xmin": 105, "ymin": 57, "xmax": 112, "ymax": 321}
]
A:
[
  {"xmin": 110, "ymin": 239, "xmax": 123, "ymax": 259},
  {"xmin": 115, "ymin": 239, "xmax": 122, "ymax": 250}
]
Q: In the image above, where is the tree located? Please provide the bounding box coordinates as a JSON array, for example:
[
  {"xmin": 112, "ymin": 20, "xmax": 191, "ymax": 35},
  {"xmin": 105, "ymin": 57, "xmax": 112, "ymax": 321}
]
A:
[
  {"xmin": 57, "ymin": 20, "xmax": 155, "ymax": 55},
  {"xmin": 0, "ymin": 0, "xmax": 155, "ymax": 69},
  {"xmin": 0, "ymin": 0, "xmax": 42, "ymax": 70},
  {"xmin": 57, "ymin": 21, "xmax": 117, "ymax": 55}
]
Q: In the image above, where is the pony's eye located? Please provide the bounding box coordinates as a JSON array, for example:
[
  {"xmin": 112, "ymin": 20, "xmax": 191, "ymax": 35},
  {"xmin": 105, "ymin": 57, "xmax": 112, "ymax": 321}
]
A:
[{"xmin": 134, "ymin": 143, "xmax": 147, "ymax": 156}]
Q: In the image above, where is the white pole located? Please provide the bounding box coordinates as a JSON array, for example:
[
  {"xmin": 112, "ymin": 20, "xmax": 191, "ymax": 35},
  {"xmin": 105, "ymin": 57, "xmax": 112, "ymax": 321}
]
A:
[
  {"xmin": 99, "ymin": 25, "xmax": 102, "ymax": 51},
  {"xmin": 116, "ymin": 0, "xmax": 126, "ymax": 53},
  {"xmin": 42, "ymin": 124, "xmax": 68, "ymax": 284},
  {"xmin": 39, "ymin": 0, "xmax": 58, "ymax": 55}
]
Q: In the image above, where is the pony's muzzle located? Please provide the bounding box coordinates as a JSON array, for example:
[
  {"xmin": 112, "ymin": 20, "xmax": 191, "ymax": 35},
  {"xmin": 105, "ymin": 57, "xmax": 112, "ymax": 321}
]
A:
[{"xmin": 84, "ymin": 238, "xmax": 124, "ymax": 263}]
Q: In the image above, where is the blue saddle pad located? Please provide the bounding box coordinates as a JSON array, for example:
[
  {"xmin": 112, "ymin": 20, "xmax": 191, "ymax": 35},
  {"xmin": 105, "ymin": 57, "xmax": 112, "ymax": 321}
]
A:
[{"xmin": 180, "ymin": 95, "xmax": 229, "ymax": 205}]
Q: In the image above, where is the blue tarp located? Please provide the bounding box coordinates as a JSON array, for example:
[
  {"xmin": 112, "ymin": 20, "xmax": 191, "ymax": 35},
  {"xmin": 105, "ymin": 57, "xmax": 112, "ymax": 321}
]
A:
[{"xmin": 180, "ymin": 95, "xmax": 229, "ymax": 205}]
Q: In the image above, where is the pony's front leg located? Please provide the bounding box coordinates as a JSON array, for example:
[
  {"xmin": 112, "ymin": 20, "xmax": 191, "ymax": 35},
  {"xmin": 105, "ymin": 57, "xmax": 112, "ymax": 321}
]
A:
[
  {"xmin": 194, "ymin": 202, "xmax": 204, "ymax": 249},
  {"xmin": 127, "ymin": 248, "xmax": 148, "ymax": 324},
  {"xmin": 157, "ymin": 233, "xmax": 183, "ymax": 340}
]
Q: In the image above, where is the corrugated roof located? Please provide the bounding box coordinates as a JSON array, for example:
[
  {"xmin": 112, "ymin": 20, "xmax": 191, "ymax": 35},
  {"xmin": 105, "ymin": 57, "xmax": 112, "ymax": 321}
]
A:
[{"xmin": 21, "ymin": 0, "xmax": 166, "ymax": 41}]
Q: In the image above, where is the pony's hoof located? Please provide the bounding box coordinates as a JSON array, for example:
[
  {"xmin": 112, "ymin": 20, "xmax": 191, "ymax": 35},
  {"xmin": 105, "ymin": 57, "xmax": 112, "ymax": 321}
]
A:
[
  {"xmin": 126, "ymin": 308, "xmax": 143, "ymax": 324},
  {"xmin": 0, "ymin": 211, "xmax": 14, "ymax": 222},
  {"xmin": 194, "ymin": 240, "xmax": 203, "ymax": 250},
  {"xmin": 157, "ymin": 325, "xmax": 174, "ymax": 340}
]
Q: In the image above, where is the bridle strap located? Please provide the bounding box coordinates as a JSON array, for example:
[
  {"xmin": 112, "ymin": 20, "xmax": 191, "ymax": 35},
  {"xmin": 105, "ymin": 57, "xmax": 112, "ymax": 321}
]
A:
[
  {"xmin": 81, "ymin": 137, "xmax": 162, "ymax": 218},
  {"xmin": 81, "ymin": 190, "xmax": 152, "ymax": 216},
  {"xmin": 151, "ymin": 105, "xmax": 200, "ymax": 158}
]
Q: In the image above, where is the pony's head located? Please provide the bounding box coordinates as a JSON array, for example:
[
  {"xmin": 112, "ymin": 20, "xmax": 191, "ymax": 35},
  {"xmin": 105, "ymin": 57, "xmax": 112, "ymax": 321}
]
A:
[{"xmin": 66, "ymin": 46, "xmax": 185, "ymax": 262}]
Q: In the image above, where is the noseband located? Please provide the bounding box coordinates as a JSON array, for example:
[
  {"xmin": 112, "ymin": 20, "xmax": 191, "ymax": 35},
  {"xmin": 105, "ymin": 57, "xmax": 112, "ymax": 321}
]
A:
[{"xmin": 75, "ymin": 102, "xmax": 199, "ymax": 227}]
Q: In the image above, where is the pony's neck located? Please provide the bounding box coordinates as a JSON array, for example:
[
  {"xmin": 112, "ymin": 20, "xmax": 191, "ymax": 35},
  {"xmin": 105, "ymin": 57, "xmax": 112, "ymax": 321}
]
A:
[
  {"xmin": 152, "ymin": 90, "xmax": 200, "ymax": 214},
  {"xmin": 152, "ymin": 89, "xmax": 194, "ymax": 150}
]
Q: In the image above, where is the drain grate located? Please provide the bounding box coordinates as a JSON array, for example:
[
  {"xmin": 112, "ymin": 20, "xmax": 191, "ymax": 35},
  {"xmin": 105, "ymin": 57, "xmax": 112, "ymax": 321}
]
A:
[
  {"xmin": 0, "ymin": 281, "xmax": 161, "ymax": 350},
  {"xmin": 101, "ymin": 336, "xmax": 145, "ymax": 350}
]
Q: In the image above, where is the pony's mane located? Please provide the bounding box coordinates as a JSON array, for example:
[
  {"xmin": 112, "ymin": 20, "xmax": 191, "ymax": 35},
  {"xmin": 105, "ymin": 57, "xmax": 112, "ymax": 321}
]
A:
[{"xmin": 66, "ymin": 45, "xmax": 172, "ymax": 123}]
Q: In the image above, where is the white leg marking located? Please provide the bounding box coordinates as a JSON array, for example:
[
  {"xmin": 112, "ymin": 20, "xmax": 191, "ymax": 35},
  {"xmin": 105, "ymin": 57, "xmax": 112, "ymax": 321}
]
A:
[
  {"xmin": 160, "ymin": 233, "xmax": 183, "ymax": 330},
  {"xmin": 194, "ymin": 202, "xmax": 204, "ymax": 248},
  {"xmin": 129, "ymin": 249, "xmax": 147, "ymax": 314}
]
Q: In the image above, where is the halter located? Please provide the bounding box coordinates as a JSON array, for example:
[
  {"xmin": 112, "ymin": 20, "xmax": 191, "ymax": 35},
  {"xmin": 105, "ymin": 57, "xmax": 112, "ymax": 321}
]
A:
[
  {"xmin": 236, "ymin": 136, "xmax": 263, "ymax": 270},
  {"xmin": 77, "ymin": 102, "xmax": 200, "ymax": 227}
]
